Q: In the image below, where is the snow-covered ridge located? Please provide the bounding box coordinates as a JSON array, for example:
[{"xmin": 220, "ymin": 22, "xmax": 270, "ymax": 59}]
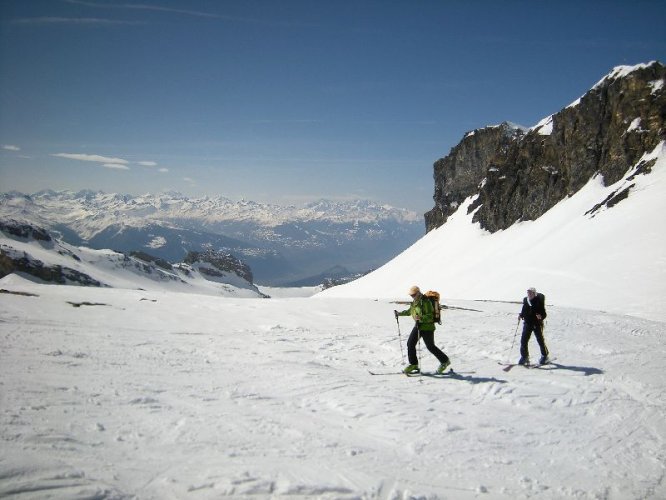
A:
[
  {"xmin": 0, "ymin": 220, "xmax": 266, "ymax": 297},
  {"xmin": 592, "ymin": 61, "xmax": 659, "ymax": 90},
  {"xmin": 538, "ymin": 62, "xmax": 663, "ymax": 124},
  {"xmin": 531, "ymin": 115, "xmax": 554, "ymax": 135}
]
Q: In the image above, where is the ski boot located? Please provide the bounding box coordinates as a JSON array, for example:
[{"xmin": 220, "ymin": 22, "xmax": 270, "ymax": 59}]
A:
[
  {"xmin": 437, "ymin": 360, "xmax": 451, "ymax": 374},
  {"xmin": 403, "ymin": 364, "xmax": 420, "ymax": 375}
]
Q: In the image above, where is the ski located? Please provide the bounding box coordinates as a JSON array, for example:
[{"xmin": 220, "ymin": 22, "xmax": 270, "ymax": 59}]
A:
[
  {"xmin": 407, "ymin": 371, "xmax": 457, "ymax": 378},
  {"xmin": 368, "ymin": 369, "xmax": 473, "ymax": 377},
  {"xmin": 531, "ymin": 357, "xmax": 557, "ymax": 369},
  {"xmin": 499, "ymin": 357, "xmax": 556, "ymax": 371}
]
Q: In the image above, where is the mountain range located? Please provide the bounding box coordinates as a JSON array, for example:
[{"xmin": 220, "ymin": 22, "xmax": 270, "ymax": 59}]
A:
[{"xmin": 0, "ymin": 191, "xmax": 423, "ymax": 286}]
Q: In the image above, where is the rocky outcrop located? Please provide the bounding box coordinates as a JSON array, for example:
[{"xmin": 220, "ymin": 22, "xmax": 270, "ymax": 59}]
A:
[
  {"xmin": 424, "ymin": 123, "xmax": 526, "ymax": 230},
  {"xmin": 0, "ymin": 220, "xmax": 268, "ymax": 296},
  {"xmin": 425, "ymin": 61, "xmax": 665, "ymax": 233},
  {"xmin": 130, "ymin": 251, "xmax": 173, "ymax": 271},
  {"xmin": 0, "ymin": 249, "xmax": 103, "ymax": 286},
  {"xmin": 0, "ymin": 220, "xmax": 52, "ymax": 242},
  {"xmin": 183, "ymin": 249, "xmax": 254, "ymax": 284},
  {"xmin": 0, "ymin": 220, "xmax": 101, "ymax": 286}
]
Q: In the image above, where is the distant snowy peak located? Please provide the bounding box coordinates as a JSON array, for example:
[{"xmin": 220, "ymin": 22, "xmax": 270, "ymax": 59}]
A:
[
  {"xmin": 302, "ymin": 199, "xmax": 420, "ymax": 223},
  {"xmin": 5, "ymin": 191, "xmax": 420, "ymax": 229}
]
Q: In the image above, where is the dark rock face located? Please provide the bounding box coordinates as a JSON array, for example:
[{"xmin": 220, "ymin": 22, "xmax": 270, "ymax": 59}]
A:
[
  {"xmin": 0, "ymin": 220, "xmax": 102, "ymax": 286},
  {"xmin": 0, "ymin": 250, "xmax": 102, "ymax": 286},
  {"xmin": 0, "ymin": 220, "xmax": 52, "ymax": 242},
  {"xmin": 184, "ymin": 249, "xmax": 254, "ymax": 284},
  {"xmin": 424, "ymin": 123, "xmax": 526, "ymax": 230},
  {"xmin": 130, "ymin": 251, "xmax": 173, "ymax": 271},
  {"xmin": 425, "ymin": 62, "xmax": 665, "ymax": 233}
]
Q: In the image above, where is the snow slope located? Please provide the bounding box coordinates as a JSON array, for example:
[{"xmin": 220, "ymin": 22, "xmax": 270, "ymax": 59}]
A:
[
  {"xmin": 0, "ymin": 229, "xmax": 265, "ymax": 298},
  {"xmin": 1, "ymin": 276, "xmax": 664, "ymax": 499},
  {"xmin": 320, "ymin": 142, "xmax": 666, "ymax": 323}
]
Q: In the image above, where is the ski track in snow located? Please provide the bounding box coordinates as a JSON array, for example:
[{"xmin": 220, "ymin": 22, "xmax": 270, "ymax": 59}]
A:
[{"xmin": 1, "ymin": 282, "xmax": 665, "ymax": 499}]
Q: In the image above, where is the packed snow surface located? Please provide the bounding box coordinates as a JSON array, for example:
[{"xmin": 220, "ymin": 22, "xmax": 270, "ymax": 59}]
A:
[{"xmin": 1, "ymin": 275, "xmax": 665, "ymax": 499}]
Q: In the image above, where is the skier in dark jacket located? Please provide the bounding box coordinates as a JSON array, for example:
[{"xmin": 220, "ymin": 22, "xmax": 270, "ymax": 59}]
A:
[{"xmin": 518, "ymin": 287, "xmax": 550, "ymax": 365}]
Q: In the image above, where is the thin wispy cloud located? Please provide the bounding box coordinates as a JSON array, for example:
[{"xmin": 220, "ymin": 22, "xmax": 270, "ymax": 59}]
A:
[
  {"xmin": 52, "ymin": 153, "xmax": 166, "ymax": 172},
  {"xmin": 52, "ymin": 153, "xmax": 129, "ymax": 165},
  {"xmin": 158, "ymin": 168, "xmax": 169, "ymax": 173},
  {"xmin": 103, "ymin": 163, "xmax": 130, "ymax": 170},
  {"xmin": 64, "ymin": 0, "xmax": 321, "ymax": 27},
  {"xmin": 12, "ymin": 17, "xmax": 143, "ymax": 26},
  {"xmin": 66, "ymin": 0, "xmax": 223, "ymax": 19},
  {"xmin": 2, "ymin": 145, "xmax": 21, "ymax": 151}
]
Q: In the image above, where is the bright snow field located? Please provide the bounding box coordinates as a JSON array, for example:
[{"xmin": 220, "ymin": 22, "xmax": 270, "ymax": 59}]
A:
[{"xmin": 1, "ymin": 277, "xmax": 665, "ymax": 499}]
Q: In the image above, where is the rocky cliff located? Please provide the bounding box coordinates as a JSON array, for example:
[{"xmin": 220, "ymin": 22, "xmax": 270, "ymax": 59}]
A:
[
  {"xmin": 183, "ymin": 249, "xmax": 254, "ymax": 284},
  {"xmin": 425, "ymin": 61, "xmax": 665, "ymax": 233}
]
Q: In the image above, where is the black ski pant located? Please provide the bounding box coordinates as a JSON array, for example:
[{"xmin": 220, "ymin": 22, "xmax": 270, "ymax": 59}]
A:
[
  {"xmin": 520, "ymin": 321, "xmax": 549, "ymax": 360},
  {"xmin": 407, "ymin": 325, "xmax": 449, "ymax": 366}
]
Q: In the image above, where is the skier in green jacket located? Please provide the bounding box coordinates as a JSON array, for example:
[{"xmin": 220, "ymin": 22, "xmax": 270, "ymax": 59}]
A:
[{"xmin": 395, "ymin": 286, "xmax": 451, "ymax": 375}]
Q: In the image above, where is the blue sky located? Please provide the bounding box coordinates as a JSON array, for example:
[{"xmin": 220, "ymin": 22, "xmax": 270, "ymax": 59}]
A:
[{"xmin": 1, "ymin": 0, "xmax": 664, "ymax": 213}]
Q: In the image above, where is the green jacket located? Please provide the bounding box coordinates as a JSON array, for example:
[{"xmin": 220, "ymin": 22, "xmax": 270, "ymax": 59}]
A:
[{"xmin": 398, "ymin": 295, "xmax": 436, "ymax": 331}]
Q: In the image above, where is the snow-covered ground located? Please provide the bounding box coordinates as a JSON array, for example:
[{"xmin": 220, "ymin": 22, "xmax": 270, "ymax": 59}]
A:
[{"xmin": 1, "ymin": 274, "xmax": 664, "ymax": 499}]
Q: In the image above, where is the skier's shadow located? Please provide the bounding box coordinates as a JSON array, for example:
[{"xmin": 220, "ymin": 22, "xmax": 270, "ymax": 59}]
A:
[
  {"xmin": 433, "ymin": 371, "xmax": 508, "ymax": 384},
  {"xmin": 535, "ymin": 362, "xmax": 604, "ymax": 376}
]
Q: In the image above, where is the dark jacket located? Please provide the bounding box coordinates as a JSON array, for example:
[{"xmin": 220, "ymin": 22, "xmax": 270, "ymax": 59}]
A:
[{"xmin": 520, "ymin": 293, "xmax": 547, "ymax": 324}]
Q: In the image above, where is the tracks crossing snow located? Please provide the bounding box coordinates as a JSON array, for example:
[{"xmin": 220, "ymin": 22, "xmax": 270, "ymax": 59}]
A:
[{"xmin": 1, "ymin": 283, "xmax": 665, "ymax": 498}]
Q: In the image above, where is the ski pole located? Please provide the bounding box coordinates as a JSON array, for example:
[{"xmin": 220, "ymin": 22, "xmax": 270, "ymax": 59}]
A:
[
  {"xmin": 395, "ymin": 312, "xmax": 405, "ymax": 364},
  {"xmin": 505, "ymin": 318, "xmax": 520, "ymax": 363},
  {"xmin": 416, "ymin": 321, "xmax": 422, "ymax": 369}
]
